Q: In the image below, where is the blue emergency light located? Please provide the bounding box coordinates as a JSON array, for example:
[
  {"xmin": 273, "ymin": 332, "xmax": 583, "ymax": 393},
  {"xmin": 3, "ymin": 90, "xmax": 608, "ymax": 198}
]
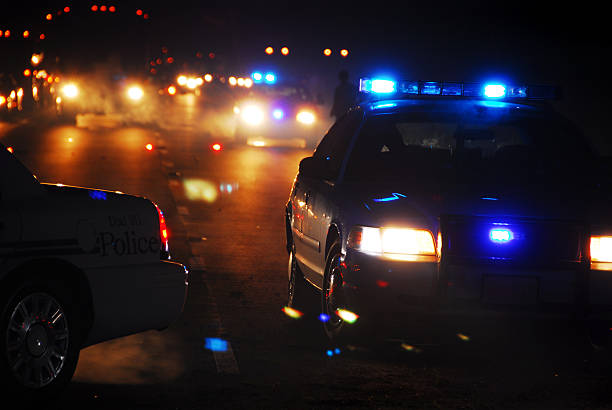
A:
[
  {"xmin": 359, "ymin": 77, "xmax": 556, "ymax": 100},
  {"xmin": 252, "ymin": 72, "xmax": 263, "ymax": 83},
  {"xmin": 265, "ymin": 73, "xmax": 276, "ymax": 84},
  {"xmin": 489, "ymin": 227, "xmax": 514, "ymax": 243}
]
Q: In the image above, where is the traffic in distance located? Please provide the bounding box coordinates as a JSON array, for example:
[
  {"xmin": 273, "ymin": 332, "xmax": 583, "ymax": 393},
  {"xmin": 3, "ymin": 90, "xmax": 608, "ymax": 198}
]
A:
[
  {"xmin": 285, "ymin": 78, "xmax": 612, "ymax": 341},
  {"xmin": 0, "ymin": 144, "xmax": 188, "ymax": 398}
]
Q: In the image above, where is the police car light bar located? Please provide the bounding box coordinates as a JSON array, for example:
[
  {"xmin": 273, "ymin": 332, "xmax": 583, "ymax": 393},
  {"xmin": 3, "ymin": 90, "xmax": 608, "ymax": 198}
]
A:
[{"xmin": 359, "ymin": 78, "xmax": 559, "ymax": 100}]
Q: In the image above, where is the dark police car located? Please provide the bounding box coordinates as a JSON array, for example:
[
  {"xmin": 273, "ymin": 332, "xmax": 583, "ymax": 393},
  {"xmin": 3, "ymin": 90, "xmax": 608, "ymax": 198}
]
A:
[{"xmin": 285, "ymin": 78, "xmax": 612, "ymax": 341}]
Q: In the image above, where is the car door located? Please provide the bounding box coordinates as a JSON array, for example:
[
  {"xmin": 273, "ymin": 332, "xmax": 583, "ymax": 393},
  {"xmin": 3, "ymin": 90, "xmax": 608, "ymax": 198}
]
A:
[{"xmin": 299, "ymin": 111, "xmax": 363, "ymax": 287}]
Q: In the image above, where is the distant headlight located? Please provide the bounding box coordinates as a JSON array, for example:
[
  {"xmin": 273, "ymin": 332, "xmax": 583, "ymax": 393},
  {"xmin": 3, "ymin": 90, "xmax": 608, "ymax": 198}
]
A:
[
  {"xmin": 348, "ymin": 226, "xmax": 436, "ymax": 260},
  {"xmin": 591, "ymin": 236, "xmax": 612, "ymax": 262},
  {"xmin": 241, "ymin": 105, "xmax": 264, "ymax": 125},
  {"xmin": 127, "ymin": 85, "xmax": 144, "ymax": 101},
  {"xmin": 296, "ymin": 110, "xmax": 315, "ymax": 125},
  {"xmin": 61, "ymin": 83, "xmax": 78, "ymax": 99}
]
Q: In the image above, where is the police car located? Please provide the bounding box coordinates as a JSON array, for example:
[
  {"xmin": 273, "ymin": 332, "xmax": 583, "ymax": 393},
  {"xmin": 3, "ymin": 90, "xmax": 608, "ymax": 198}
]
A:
[
  {"xmin": 0, "ymin": 145, "xmax": 188, "ymax": 396},
  {"xmin": 233, "ymin": 72, "xmax": 325, "ymax": 147},
  {"xmin": 285, "ymin": 77, "xmax": 612, "ymax": 341}
]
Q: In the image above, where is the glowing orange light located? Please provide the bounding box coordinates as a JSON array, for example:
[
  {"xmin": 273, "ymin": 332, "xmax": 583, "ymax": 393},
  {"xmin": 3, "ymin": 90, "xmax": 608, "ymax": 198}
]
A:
[
  {"xmin": 7, "ymin": 146, "xmax": 14, "ymax": 153},
  {"xmin": 281, "ymin": 47, "xmax": 289, "ymax": 55},
  {"xmin": 23, "ymin": 69, "xmax": 31, "ymax": 77},
  {"xmin": 167, "ymin": 85, "xmax": 176, "ymax": 95},
  {"xmin": 336, "ymin": 309, "xmax": 359, "ymax": 324},
  {"xmin": 47, "ymin": 77, "xmax": 54, "ymax": 84},
  {"xmin": 145, "ymin": 143, "xmax": 153, "ymax": 151},
  {"xmin": 136, "ymin": 9, "xmax": 143, "ymax": 15},
  {"xmin": 282, "ymin": 306, "xmax": 303, "ymax": 319},
  {"xmin": 265, "ymin": 46, "xmax": 274, "ymax": 55},
  {"xmin": 4, "ymin": 30, "xmax": 10, "ymax": 38},
  {"xmin": 211, "ymin": 143, "xmax": 222, "ymax": 151},
  {"xmin": 228, "ymin": 76, "xmax": 237, "ymax": 86},
  {"xmin": 100, "ymin": 5, "xmax": 107, "ymax": 11},
  {"xmin": 323, "ymin": 48, "xmax": 332, "ymax": 56},
  {"xmin": 0, "ymin": 96, "xmax": 5, "ymax": 105},
  {"xmin": 91, "ymin": 5, "xmax": 98, "ymax": 11},
  {"xmin": 39, "ymin": 34, "xmax": 45, "ymax": 40},
  {"xmin": 46, "ymin": 13, "xmax": 52, "ymax": 20},
  {"xmin": 204, "ymin": 74, "xmax": 213, "ymax": 82},
  {"xmin": 109, "ymin": 6, "xmax": 116, "ymax": 12},
  {"xmin": 340, "ymin": 49, "xmax": 349, "ymax": 57},
  {"xmin": 0, "ymin": 31, "xmax": 2, "ymax": 37},
  {"xmin": 23, "ymin": 31, "xmax": 29, "ymax": 38},
  {"xmin": 457, "ymin": 333, "xmax": 471, "ymax": 341},
  {"xmin": 64, "ymin": 6, "xmax": 70, "ymax": 13}
]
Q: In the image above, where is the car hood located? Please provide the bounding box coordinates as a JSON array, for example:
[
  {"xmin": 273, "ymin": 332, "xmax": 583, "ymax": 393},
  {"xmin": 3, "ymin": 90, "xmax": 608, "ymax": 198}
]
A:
[{"xmin": 339, "ymin": 180, "xmax": 612, "ymax": 228}]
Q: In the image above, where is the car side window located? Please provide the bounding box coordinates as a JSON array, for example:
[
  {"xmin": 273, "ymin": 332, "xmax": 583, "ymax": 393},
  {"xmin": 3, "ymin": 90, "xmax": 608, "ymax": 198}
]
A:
[{"xmin": 313, "ymin": 110, "xmax": 362, "ymax": 180}]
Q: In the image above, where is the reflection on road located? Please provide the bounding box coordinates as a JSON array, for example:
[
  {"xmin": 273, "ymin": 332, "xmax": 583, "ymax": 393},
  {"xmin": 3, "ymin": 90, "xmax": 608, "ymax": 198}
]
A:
[{"xmin": 74, "ymin": 331, "xmax": 184, "ymax": 384}]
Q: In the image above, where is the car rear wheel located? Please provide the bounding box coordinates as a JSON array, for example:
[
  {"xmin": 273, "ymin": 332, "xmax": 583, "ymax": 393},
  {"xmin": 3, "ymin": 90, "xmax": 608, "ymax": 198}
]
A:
[{"xmin": 0, "ymin": 279, "xmax": 80, "ymax": 400}]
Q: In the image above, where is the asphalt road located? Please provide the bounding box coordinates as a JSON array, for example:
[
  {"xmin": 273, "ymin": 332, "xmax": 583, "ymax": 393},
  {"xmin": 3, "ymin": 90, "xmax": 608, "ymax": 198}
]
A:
[{"xmin": 2, "ymin": 97, "xmax": 612, "ymax": 409}]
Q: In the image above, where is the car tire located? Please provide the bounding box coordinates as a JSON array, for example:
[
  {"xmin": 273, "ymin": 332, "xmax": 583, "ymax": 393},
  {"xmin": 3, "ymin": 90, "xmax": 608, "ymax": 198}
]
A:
[
  {"xmin": 321, "ymin": 241, "xmax": 358, "ymax": 341},
  {"xmin": 287, "ymin": 246, "xmax": 312, "ymax": 312},
  {"xmin": 0, "ymin": 278, "xmax": 81, "ymax": 401}
]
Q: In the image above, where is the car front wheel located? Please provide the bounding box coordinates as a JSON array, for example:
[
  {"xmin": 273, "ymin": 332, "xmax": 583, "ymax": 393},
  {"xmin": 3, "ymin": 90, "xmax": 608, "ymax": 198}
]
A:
[{"xmin": 321, "ymin": 241, "xmax": 350, "ymax": 340}]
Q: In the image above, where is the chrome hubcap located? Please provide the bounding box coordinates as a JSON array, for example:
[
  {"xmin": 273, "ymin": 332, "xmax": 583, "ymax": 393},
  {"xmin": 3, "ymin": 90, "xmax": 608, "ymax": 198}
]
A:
[{"xmin": 5, "ymin": 292, "xmax": 69, "ymax": 388}]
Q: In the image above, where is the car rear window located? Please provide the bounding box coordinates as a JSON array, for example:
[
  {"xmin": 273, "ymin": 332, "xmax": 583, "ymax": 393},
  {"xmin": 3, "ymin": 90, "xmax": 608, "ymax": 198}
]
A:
[{"xmin": 343, "ymin": 105, "xmax": 591, "ymax": 187}]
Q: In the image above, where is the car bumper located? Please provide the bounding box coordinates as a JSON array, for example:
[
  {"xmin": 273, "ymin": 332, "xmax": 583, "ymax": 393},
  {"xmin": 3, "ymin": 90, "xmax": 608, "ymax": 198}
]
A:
[
  {"xmin": 342, "ymin": 250, "xmax": 612, "ymax": 322},
  {"xmin": 83, "ymin": 260, "xmax": 189, "ymax": 347}
]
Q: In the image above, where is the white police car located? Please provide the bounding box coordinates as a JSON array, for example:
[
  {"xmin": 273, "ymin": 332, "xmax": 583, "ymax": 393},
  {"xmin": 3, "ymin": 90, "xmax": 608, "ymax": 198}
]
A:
[
  {"xmin": 285, "ymin": 78, "xmax": 612, "ymax": 341},
  {"xmin": 0, "ymin": 144, "xmax": 188, "ymax": 396}
]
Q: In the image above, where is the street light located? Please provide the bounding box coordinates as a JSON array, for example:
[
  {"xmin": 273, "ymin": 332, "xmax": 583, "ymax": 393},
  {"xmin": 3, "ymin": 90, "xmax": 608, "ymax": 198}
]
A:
[
  {"xmin": 281, "ymin": 47, "xmax": 289, "ymax": 55},
  {"xmin": 323, "ymin": 48, "xmax": 332, "ymax": 56},
  {"xmin": 31, "ymin": 53, "xmax": 43, "ymax": 66},
  {"xmin": 340, "ymin": 49, "xmax": 349, "ymax": 57},
  {"xmin": 265, "ymin": 46, "xmax": 274, "ymax": 55}
]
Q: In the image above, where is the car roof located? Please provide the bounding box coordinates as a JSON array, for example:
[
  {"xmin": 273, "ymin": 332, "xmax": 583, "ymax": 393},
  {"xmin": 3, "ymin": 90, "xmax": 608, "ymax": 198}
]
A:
[{"xmin": 360, "ymin": 97, "xmax": 547, "ymax": 117}]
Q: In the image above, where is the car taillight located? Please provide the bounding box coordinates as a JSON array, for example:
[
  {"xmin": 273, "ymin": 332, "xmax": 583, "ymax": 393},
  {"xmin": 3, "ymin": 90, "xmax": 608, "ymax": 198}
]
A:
[{"xmin": 155, "ymin": 203, "xmax": 170, "ymax": 259}]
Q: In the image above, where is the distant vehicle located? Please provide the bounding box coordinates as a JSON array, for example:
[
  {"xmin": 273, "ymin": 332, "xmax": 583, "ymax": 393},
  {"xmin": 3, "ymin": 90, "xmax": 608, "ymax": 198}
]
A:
[
  {"xmin": 0, "ymin": 144, "xmax": 188, "ymax": 397},
  {"xmin": 285, "ymin": 78, "xmax": 612, "ymax": 342},
  {"xmin": 232, "ymin": 79, "xmax": 327, "ymax": 148}
]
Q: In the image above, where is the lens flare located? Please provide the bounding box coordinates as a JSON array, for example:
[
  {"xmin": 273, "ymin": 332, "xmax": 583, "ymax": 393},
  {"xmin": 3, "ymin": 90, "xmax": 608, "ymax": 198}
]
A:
[
  {"xmin": 184, "ymin": 179, "xmax": 218, "ymax": 202},
  {"xmin": 204, "ymin": 338, "xmax": 228, "ymax": 352},
  {"xmin": 457, "ymin": 333, "xmax": 471, "ymax": 341},
  {"xmin": 282, "ymin": 306, "xmax": 303, "ymax": 319},
  {"xmin": 336, "ymin": 309, "xmax": 359, "ymax": 324}
]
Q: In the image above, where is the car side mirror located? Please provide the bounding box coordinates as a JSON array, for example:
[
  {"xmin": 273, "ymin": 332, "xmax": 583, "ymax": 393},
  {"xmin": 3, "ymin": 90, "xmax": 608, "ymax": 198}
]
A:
[{"xmin": 299, "ymin": 157, "xmax": 323, "ymax": 179}]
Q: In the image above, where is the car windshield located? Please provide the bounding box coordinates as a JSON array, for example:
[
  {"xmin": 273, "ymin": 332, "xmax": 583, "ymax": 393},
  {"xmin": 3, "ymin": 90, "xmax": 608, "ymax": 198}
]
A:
[
  {"xmin": 343, "ymin": 104, "xmax": 591, "ymax": 188},
  {"xmin": 255, "ymin": 85, "xmax": 312, "ymax": 102}
]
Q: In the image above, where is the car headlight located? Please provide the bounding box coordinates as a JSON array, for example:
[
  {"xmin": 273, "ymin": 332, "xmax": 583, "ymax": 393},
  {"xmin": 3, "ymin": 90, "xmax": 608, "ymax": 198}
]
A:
[
  {"xmin": 61, "ymin": 83, "xmax": 78, "ymax": 99},
  {"xmin": 591, "ymin": 236, "xmax": 612, "ymax": 262},
  {"xmin": 296, "ymin": 110, "xmax": 315, "ymax": 125},
  {"xmin": 348, "ymin": 226, "xmax": 436, "ymax": 260},
  {"xmin": 241, "ymin": 105, "xmax": 264, "ymax": 125},
  {"xmin": 127, "ymin": 85, "xmax": 144, "ymax": 101}
]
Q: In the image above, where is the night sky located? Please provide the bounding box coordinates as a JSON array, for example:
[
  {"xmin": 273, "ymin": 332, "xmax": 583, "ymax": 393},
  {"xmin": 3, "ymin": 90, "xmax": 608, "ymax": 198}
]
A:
[{"xmin": 2, "ymin": 1, "xmax": 610, "ymax": 152}]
